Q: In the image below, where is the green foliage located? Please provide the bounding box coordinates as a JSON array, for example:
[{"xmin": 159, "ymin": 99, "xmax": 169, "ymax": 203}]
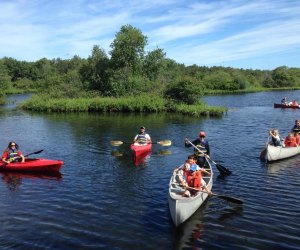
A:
[
  {"xmin": 79, "ymin": 45, "xmax": 110, "ymax": 93},
  {"xmin": 110, "ymin": 24, "xmax": 147, "ymax": 75},
  {"xmin": 2, "ymin": 25, "xmax": 300, "ymax": 117},
  {"xmin": 164, "ymin": 77, "xmax": 204, "ymax": 104},
  {"xmin": 143, "ymin": 48, "xmax": 166, "ymax": 81},
  {"xmin": 0, "ymin": 61, "xmax": 12, "ymax": 92},
  {"xmin": 20, "ymin": 95, "xmax": 226, "ymax": 117},
  {"xmin": 271, "ymin": 66, "xmax": 297, "ymax": 87}
]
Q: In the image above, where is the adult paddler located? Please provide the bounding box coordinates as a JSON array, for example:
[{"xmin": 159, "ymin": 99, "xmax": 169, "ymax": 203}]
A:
[{"xmin": 185, "ymin": 131, "xmax": 210, "ymax": 167}]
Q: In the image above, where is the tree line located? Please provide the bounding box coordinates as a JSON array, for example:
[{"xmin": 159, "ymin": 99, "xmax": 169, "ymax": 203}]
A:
[{"xmin": 1, "ymin": 24, "xmax": 300, "ymax": 105}]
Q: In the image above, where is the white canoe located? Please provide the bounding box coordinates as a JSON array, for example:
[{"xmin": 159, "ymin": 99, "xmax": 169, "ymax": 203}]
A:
[
  {"xmin": 168, "ymin": 160, "xmax": 213, "ymax": 227},
  {"xmin": 266, "ymin": 144, "xmax": 300, "ymax": 162}
]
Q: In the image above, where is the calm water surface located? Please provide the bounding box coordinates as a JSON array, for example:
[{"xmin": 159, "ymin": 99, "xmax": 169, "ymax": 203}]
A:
[{"xmin": 0, "ymin": 91, "xmax": 299, "ymax": 250}]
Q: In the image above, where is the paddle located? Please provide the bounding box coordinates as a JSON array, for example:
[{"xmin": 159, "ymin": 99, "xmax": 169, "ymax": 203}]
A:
[
  {"xmin": 260, "ymin": 136, "xmax": 270, "ymax": 161},
  {"xmin": 185, "ymin": 138, "xmax": 231, "ymax": 175},
  {"xmin": 5, "ymin": 149, "xmax": 44, "ymax": 164},
  {"xmin": 24, "ymin": 149, "xmax": 44, "ymax": 157},
  {"xmin": 185, "ymin": 186, "xmax": 243, "ymax": 204},
  {"xmin": 110, "ymin": 140, "xmax": 172, "ymax": 146}
]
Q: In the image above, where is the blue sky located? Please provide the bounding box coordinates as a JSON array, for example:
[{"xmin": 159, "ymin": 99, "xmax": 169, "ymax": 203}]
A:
[{"xmin": 1, "ymin": 0, "xmax": 300, "ymax": 70}]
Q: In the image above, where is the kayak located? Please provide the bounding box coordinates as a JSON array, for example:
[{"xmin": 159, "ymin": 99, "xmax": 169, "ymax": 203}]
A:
[
  {"xmin": 130, "ymin": 143, "xmax": 152, "ymax": 157},
  {"xmin": 274, "ymin": 103, "xmax": 300, "ymax": 109},
  {"xmin": 0, "ymin": 158, "xmax": 63, "ymax": 173}
]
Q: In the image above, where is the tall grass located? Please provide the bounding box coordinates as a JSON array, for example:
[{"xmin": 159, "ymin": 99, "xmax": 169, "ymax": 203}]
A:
[{"xmin": 20, "ymin": 95, "xmax": 226, "ymax": 117}]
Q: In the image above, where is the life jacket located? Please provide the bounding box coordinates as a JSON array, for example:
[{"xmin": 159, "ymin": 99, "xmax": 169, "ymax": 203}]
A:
[
  {"xmin": 6, "ymin": 149, "xmax": 19, "ymax": 162},
  {"xmin": 293, "ymin": 125, "xmax": 300, "ymax": 135},
  {"xmin": 194, "ymin": 140, "xmax": 208, "ymax": 157},
  {"xmin": 187, "ymin": 170, "xmax": 203, "ymax": 189},
  {"xmin": 136, "ymin": 134, "xmax": 147, "ymax": 144},
  {"xmin": 296, "ymin": 135, "xmax": 300, "ymax": 145},
  {"xmin": 284, "ymin": 136, "xmax": 297, "ymax": 147}
]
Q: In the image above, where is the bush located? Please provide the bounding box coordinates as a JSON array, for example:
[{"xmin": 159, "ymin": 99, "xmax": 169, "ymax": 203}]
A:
[{"xmin": 164, "ymin": 77, "xmax": 204, "ymax": 104}]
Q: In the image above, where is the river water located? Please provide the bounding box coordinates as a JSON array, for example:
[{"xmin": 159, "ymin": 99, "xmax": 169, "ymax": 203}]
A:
[{"xmin": 0, "ymin": 91, "xmax": 299, "ymax": 250}]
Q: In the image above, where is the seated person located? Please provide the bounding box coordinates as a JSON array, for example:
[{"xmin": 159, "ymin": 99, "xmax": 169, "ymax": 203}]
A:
[
  {"xmin": 281, "ymin": 97, "xmax": 287, "ymax": 105},
  {"xmin": 292, "ymin": 100, "xmax": 299, "ymax": 107},
  {"xmin": 173, "ymin": 155, "xmax": 212, "ymax": 196},
  {"xmin": 2, "ymin": 141, "xmax": 25, "ymax": 164},
  {"xmin": 284, "ymin": 132, "xmax": 298, "ymax": 147},
  {"xmin": 269, "ymin": 129, "xmax": 282, "ymax": 147},
  {"xmin": 291, "ymin": 119, "xmax": 300, "ymax": 136},
  {"xmin": 133, "ymin": 126, "xmax": 151, "ymax": 145}
]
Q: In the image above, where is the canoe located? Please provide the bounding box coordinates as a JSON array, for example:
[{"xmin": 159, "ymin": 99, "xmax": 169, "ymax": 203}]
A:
[
  {"xmin": 265, "ymin": 144, "xmax": 300, "ymax": 162},
  {"xmin": 168, "ymin": 159, "xmax": 213, "ymax": 227},
  {"xmin": 130, "ymin": 143, "xmax": 152, "ymax": 157},
  {"xmin": 274, "ymin": 103, "xmax": 300, "ymax": 109},
  {"xmin": 0, "ymin": 158, "xmax": 63, "ymax": 172}
]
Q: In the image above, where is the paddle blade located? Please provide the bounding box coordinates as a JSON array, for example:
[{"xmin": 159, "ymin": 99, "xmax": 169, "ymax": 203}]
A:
[
  {"xmin": 214, "ymin": 194, "xmax": 243, "ymax": 204},
  {"xmin": 110, "ymin": 141, "xmax": 124, "ymax": 146},
  {"xmin": 157, "ymin": 140, "xmax": 172, "ymax": 146},
  {"xmin": 259, "ymin": 148, "xmax": 267, "ymax": 161},
  {"xmin": 24, "ymin": 149, "xmax": 44, "ymax": 157},
  {"xmin": 216, "ymin": 164, "xmax": 231, "ymax": 175}
]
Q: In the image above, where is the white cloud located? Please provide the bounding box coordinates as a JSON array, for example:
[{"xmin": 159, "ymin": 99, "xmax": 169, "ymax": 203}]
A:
[{"xmin": 0, "ymin": 0, "xmax": 300, "ymax": 68}]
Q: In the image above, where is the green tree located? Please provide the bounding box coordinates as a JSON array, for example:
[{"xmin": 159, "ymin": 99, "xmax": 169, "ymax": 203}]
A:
[
  {"xmin": 0, "ymin": 60, "xmax": 12, "ymax": 92},
  {"xmin": 164, "ymin": 77, "xmax": 204, "ymax": 104},
  {"xmin": 272, "ymin": 66, "xmax": 296, "ymax": 87},
  {"xmin": 110, "ymin": 24, "xmax": 147, "ymax": 76},
  {"xmin": 143, "ymin": 48, "xmax": 166, "ymax": 81},
  {"xmin": 79, "ymin": 45, "xmax": 109, "ymax": 93}
]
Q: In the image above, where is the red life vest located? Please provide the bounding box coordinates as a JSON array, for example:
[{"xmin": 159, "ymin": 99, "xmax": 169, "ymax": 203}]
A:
[
  {"xmin": 284, "ymin": 136, "xmax": 297, "ymax": 147},
  {"xmin": 187, "ymin": 170, "xmax": 203, "ymax": 189}
]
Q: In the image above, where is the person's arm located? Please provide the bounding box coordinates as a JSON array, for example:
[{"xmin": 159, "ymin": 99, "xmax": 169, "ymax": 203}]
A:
[
  {"xmin": 18, "ymin": 151, "xmax": 25, "ymax": 163},
  {"xmin": 201, "ymin": 168, "xmax": 211, "ymax": 175},
  {"xmin": 206, "ymin": 141, "xmax": 210, "ymax": 155},
  {"xmin": 146, "ymin": 134, "xmax": 152, "ymax": 143},
  {"xmin": 1, "ymin": 152, "xmax": 10, "ymax": 164},
  {"xmin": 176, "ymin": 170, "xmax": 188, "ymax": 187},
  {"xmin": 185, "ymin": 138, "xmax": 198, "ymax": 148},
  {"xmin": 133, "ymin": 135, "xmax": 138, "ymax": 142}
]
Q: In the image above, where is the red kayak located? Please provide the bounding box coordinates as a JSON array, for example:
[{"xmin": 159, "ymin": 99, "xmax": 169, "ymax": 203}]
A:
[
  {"xmin": 0, "ymin": 158, "xmax": 63, "ymax": 173},
  {"xmin": 274, "ymin": 103, "xmax": 300, "ymax": 109},
  {"xmin": 130, "ymin": 143, "xmax": 152, "ymax": 157}
]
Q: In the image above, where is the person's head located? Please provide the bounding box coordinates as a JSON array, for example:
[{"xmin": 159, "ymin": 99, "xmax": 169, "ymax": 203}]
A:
[
  {"xmin": 199, "ymin": 131, "xmax": 205, "ymax": 140},
  {"xmin": 295, "ymin": 119, "xmax": 300, "ymax": 125},
  {"xmin": 187, "ymin": 154, "xmax": 197, "ymax": 164},
  {"xmin": 140, "ymin": 126, "xmax": 146, "ymax": 132},
  {"xmin": 183, "ymin": 162, "xmax": 191, "ymax": 171},
  {"xmin": 288, "ymin": 132, "xmax": 294, "ymax": 138},
  {"xmin": 273, "ymin": 129, "xmax": 279, "ymax": 136},
  {"xmin": 8, "ymin": 141, "xmax": 18, "ymax": 150}
]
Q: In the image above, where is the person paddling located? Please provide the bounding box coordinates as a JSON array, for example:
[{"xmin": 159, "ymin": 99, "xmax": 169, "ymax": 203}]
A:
[
  {"xmin": 2, "ymin": 141, "xmax": 25, "ymax": 164},
  {"xmin": 185, "ymin": 131, "xmax": 210, "ymax": 167},
  {"xmin": 174, "ymin": 155, "xmax": 212, "ymax": 196},
  {"xmin": 133, "ymin": 126, "xmax": 152, "ymax": 145}
]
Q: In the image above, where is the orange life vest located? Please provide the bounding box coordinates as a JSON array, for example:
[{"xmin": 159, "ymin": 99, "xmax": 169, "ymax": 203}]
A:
[
  {"xmin": 187, "ymin": 170, "xmax": 203, "ymax": 189},
  {"xmin": 284, "ymin": 136, "xmax": 297, "ymax": 147}
]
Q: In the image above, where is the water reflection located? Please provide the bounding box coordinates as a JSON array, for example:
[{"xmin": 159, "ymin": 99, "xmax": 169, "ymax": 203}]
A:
[
  {"xmin": 265, "ymin": 155, "xmax": 300, "ymax": 174},
  {"xmin": 174, "ymin": 201, "xmax": 208, "ymax": 249},
  {"xmin": 133, "ymin": 151, "xmax": 152, "ymax": 166},
  {"xmin": 0, "ymin": 171, "xmax": 62, "ymax": 191},
  {"xmin": 217, "ymin": 206, "xmax": 243, "ymax": 221}
]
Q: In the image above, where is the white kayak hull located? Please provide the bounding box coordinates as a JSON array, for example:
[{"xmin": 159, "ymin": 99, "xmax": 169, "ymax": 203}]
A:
[
  {"xmin": 168, "ymin": 160, "xmax": 213, "ymax": 227},
  {"xmin": 266, "ymin": 144, "xmax": 300, "ymax": 162}
]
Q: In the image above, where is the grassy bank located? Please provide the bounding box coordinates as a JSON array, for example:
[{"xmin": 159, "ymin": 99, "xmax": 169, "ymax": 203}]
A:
[
  {"xmin": 204, "ymin": 87, "xmax": 300, "ymax": 95},
  {"xmin": 20, "ymin": 95, "xmax": 226, "ymax": 117}
]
